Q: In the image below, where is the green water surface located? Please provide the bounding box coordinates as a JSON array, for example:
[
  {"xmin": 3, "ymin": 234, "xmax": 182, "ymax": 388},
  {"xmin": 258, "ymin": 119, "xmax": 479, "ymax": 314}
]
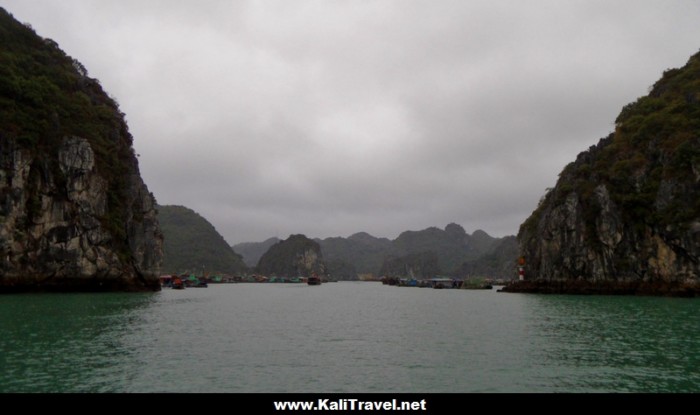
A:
[{"xmin": 1, "ymin": 283, "xmax": 698, "ymax": 392}]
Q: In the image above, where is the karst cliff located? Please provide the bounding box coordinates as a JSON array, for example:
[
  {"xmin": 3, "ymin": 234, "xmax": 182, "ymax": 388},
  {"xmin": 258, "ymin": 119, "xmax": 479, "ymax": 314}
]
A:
[
  {"xmin": 506, "ymin": 50, "xmax": 700, "ymax": 296},
  {"xmin": 0, "ymin": 8, "xmax": 162, "ymax": 291}
]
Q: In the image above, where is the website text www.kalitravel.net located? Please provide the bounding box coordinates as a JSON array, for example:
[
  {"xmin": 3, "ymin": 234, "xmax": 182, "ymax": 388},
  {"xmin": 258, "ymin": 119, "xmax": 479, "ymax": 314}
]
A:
[{"xmin": 273, "ymin": 398, "xmax": 427, "ymax": 411}]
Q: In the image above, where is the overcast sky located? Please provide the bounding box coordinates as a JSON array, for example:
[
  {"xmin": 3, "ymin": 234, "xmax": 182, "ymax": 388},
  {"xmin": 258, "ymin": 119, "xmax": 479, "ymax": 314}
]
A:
[{"xmin": 3, "ymin": 1, "xmax": 700, "ymax": 244}]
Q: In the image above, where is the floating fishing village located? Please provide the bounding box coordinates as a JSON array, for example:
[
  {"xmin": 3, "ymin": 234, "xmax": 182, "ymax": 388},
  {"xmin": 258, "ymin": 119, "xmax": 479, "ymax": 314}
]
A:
[{"xmin": 159, "ymin": 273, "xmax": 497, "ymax": 290}]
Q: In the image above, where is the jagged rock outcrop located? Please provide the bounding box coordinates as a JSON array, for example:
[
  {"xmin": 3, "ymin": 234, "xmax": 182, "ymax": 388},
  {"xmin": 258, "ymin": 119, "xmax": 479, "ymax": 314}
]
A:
[
  {"xmin": 256, "ymin": 234, "xmax": 328, "ymax": 277},
  {"xmin": 507, "ymin": 50, "xmax": 700, "ymax": 296},
  {"xmin": 0, "ymin": 8, "xmax": 162, "ymax": 291}
]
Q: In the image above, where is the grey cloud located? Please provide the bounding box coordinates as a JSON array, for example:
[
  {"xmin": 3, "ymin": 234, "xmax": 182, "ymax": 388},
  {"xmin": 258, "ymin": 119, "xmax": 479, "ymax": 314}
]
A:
[{"xmin": 2, "ymin": 0, "xmax": 699, "ymax": 244}]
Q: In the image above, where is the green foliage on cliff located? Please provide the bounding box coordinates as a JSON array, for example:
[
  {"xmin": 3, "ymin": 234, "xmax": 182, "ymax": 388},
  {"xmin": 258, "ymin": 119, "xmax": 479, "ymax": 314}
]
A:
[
  {"xmin": 392, "ymin": 225, "xmax": 474, "ymax": 273},
  {"xmin": 319, "ymin": 232, "xmax": 395, "ymax": 275},
  {"xmin": 605, "ymin": 59, "xmax": 700, "ymax": 228},
  {"xmin": 324, "ymin": 258, "xmax": 358, "ymax": 280},
  {"xmin": 457, "ymin": 236, "xmax": 518, "ymax": 278},
  {"xmin": 386, "ymin": 224, "xmax": 509, "ymax": 277},
  {"xmin": 0, "ymin": 10, "xmax": 125, "ymax": 150},
  {"xmin": 375, "ymin": 229, "xmax": 517, "ymax": 279},
  {"xmin": 0, "ymin": 8, "xmax": 135, "ymax": 253},
  {"xmin": 378, "ymin": 251, "xmax": 442, "ymax": 279},
  {"xmin": 157, "ymin": 205, "xmax": 248, "ymax": 275},
  {"xmin": 540, "ymin": 51, "xmax": 700, "ymax": 236}
]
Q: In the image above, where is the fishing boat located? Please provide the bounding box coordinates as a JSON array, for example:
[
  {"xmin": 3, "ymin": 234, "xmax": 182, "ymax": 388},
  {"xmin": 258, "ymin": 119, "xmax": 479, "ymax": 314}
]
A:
[
  {"xmin": 307, "ymin": 274, "xmax": 321, "ymax": 285},
  {"xmin": 171, "ymin": 277, "xmax": 185, "ymax": 289}
]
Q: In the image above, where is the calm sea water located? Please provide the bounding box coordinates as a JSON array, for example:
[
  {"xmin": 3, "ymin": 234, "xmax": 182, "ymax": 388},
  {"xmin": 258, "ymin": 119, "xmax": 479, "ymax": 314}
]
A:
[{"xmin": 1, "ymin": 282, "xmax": 699, "ymax": 393}]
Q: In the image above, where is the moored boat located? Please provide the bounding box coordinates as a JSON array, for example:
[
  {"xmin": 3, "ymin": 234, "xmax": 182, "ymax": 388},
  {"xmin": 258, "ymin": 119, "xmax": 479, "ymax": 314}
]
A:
[{"xmin": 172, "ymin": 277, "xmax": 185, "ymax": 289}]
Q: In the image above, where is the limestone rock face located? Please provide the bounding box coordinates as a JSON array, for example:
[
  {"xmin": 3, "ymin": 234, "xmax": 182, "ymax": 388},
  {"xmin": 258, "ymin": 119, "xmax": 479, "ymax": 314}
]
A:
[
  {"xmin": 0, "ymin": 136, "xmax": 163, "ymax": 291},
  {"xmin": 0, "ymin": 8, "xmax": 162, "ymax": 291},
  {"xmin": 510, "ymin": 50, "xmax": 700, "ymax": 295},
  {"xmin": 256, "ymin": 234, "xmax": 328, "ymax": 277}
]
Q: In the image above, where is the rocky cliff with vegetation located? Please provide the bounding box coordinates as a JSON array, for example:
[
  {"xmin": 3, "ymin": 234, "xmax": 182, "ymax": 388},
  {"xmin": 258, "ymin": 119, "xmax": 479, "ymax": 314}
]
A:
[
  {"xmin": 317, "ymin": 232, "xmax": 395, "ymax": 279},
  {"xmin": 389, "ymin": 225, "xmax": 516, "ymax": 277},
  {"xmin": 457, "ymin": 235, "xmax": 518, "ymax": 278},
  {"xmin": 507, "ymin": 50, "xmax": 700, "ymax": 296},
  {"xmin": 378, "ymin": 251, "xmax": 441, "ymax": 279},
  {"xmin": 157, "ymin": 205, "xmax": 248, "ymax": 275},
  {"xmin": 377, "ymin": 225, "xmax": 517, "ymax": 279},
  {"xmin": 256, "ymin": 234, "xmax": 328, "ymax": 277},
  {"xmin": 0, "ymin": 9, "xmax": 162, "ymax": 291}
]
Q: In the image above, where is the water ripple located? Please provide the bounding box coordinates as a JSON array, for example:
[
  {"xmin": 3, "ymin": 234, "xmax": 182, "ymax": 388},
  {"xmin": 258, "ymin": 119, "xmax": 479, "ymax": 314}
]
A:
[{"xmin": 2, "ymin": 285, "xmax": 699, "ymax": 392}]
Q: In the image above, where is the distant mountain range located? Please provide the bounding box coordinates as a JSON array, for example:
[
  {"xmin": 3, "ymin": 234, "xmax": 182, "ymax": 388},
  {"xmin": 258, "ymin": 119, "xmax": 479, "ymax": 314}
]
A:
[
  {"xmin": 234, "ymin": 223, "xmax": 517, "ymax": 279},
  {"xmin": 158, "ymin": 204, "xmax": 517, "ymax": 279}
]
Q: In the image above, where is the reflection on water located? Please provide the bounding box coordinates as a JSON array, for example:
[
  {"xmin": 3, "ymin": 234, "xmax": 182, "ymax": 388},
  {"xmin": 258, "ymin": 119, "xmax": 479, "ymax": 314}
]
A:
[{"xmin": 1, "ymin": 284, "xmax": 699, "ymax": 392}]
